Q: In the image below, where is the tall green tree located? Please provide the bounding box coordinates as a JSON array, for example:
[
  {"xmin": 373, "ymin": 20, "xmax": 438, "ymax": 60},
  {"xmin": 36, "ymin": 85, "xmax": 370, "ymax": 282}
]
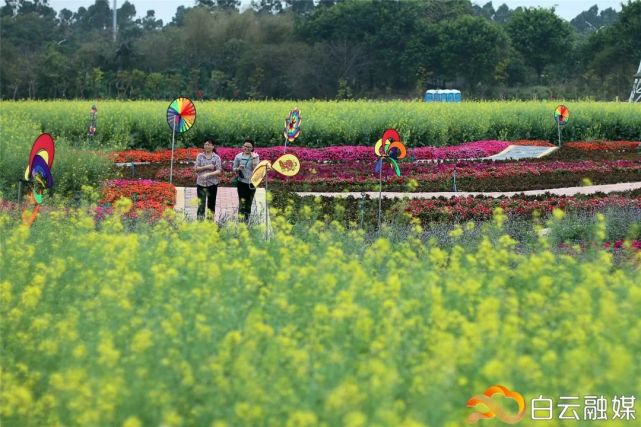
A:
[
  {"xmin": 506, "ymin": 8, "xmax": 572, "ymax": 77},
  {"xmin": 435, "ymin": 15, "xmax": 510, "ymax": 91}
]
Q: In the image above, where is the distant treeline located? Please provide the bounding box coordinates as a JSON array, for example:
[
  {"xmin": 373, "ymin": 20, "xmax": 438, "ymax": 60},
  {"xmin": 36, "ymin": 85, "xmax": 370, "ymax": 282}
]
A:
[{"xmin": 1, "ymin": 0, "xmax": 640, "ymax": 100}]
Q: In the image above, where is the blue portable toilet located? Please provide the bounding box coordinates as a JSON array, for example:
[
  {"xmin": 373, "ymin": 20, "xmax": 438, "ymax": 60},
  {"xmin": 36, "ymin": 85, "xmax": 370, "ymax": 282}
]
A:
[
  {"xmin": 424, "ymin": 89, "xmax": 462, "ymax": 103},
  {"xmin": 446, "ymin": 90, "xmax": 455, "ymax": 102}
]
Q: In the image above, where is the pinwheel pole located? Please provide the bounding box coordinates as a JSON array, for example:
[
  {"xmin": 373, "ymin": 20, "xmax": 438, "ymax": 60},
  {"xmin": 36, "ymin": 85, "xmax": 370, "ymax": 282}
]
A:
[
  {"xmin": 17, "ymin": 179, "xmax": 23, "ymax": 210},
  {"xmin": 373, "ymin": 129, "xmax": 406, "ymax": 232},
  {"xmin": 554, "ymin": 105, "xmax": 569, "ymax": 147},
  {"xmin": 378, "ymin": 161, "xmax": 383, "ymax": 231},
  {"xmin": 264, "ymin": 171, "xmax": 270, "ymax": 240},
  {"xmin": 169, "ymin": 115, "xmax": 177, "ymax": 184},
  {"xmin": 166, "ymin": 97, "xmax": 197, "ymax": 186},
  {"xmin": 87, "ymin": 104, "xmax": 97, "ymax": 145}
]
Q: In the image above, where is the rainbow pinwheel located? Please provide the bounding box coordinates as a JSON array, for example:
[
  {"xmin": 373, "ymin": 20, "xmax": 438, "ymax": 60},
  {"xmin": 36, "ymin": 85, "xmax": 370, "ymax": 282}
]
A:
[
  {"xmin": 554, "ymin": 105, "xmax": 569, "ymax": 126},
  {"xmin": 24, "ymin": 133, "xmax": 55, "ymax": 204},
  {"xmin": 373, "ymin": 129, "xmax": 407, "ymax": 177},
  {"xmin": 21, "ymin": 134, "xmax": 55, "ymax": 227},
  {"xmin": 88, "ymin": 104, "xmax": 97, "ymax": 137},
  {"xmin": 166, "ymin": 97, "xmax": 197, "ymax": 183},
  {"xmin": 167, "ymin": 97, "xmax": 197, "ymax": 133},
  {"xmin": 284, "ymin": 109, "xmax": 302, "ymax": 143}
]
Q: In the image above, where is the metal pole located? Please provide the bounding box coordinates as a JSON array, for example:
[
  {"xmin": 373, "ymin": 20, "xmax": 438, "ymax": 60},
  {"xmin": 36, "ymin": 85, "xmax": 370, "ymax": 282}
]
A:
[
  {"xmin": 378, "ymin": 162, "xmax": 383, "ymax": 231},
  {"xmin": 557, "ymin": 121, "xmax": 562, "ymax": 147},
  {"xmin": 453, "ymin": 169, "xmax": 457, "ymax": 192},
  {"xmin": 113, "ymin": 0, "xmax": 117, "ymax": 43},
  {"xmin": 17, "ymin": 180, "xmax": 23, "ymax": 210},
  {"xmin": 359, "ymin": 192, "xmax": 365, "ymax": 230},
  {"xmin": 264, "ymin": 171, "xmax": 269, "ymax": 240}
]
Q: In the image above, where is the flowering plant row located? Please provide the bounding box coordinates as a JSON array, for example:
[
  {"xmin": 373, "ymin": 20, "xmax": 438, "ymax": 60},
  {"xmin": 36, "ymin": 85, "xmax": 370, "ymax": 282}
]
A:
[
  {"xmin": 113, "ymin": 140, "xmax": 513, "ymax": 164},
  {"xmin": 564, "ymin": 140, "xmax": 640, "ymax": 151},
  {"xmin": 406, "ymin": 194, "xmax": 641, "ymax": 222},
  {"xmin": 151, "ymin": 158, "xmax": 641, "ymax": 192},
  {"xmin": 100, "ymin": 179, "xmax": 175, "ymax": 218}
]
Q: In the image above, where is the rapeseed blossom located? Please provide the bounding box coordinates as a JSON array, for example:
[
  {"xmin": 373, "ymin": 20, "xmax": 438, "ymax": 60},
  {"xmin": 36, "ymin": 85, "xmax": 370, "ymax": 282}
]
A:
[{"xmin": 1, "ymin": 205, "xmax": 640, "ymax": 426}]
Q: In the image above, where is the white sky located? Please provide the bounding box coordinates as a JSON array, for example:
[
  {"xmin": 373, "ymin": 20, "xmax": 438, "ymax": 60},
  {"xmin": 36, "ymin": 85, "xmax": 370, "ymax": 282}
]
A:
[{"xmin": 46, "ymin": 0, "xmax": 626, "ymax": 23}]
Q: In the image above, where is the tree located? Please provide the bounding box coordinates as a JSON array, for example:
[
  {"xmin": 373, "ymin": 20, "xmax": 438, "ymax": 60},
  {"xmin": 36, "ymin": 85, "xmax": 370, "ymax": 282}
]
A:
[
  {"xmin": 493, "ymin": 3, "xmax": 512, "ymax": 24},
  {"xmin": 581, "ymin": 0, "xmax": 641, "ymax": 98},
  {"xmin": 571, "ymin": 5, "xmax": 619, "ymax": 33},
  {"xmin": 215, "ymin": 0, "xmax": 240, "ymax": 11},
  {"xmin": 141, "ymin": 10, "xmax": 162, "ymax": 31},
  {"xmin": 472, "ymin": 1, "xmax": 495, "ymax": 20},
  {"xmin": 251, "ymin": 0, "xmax": 283, "ymax": 15},
  {"xmin": 506, "ymin": 8, "xmax": 572, "ymax": 77},
  {"xmin": 436, "ymin": 15, "xmax": 510, "ymax": 91},
  {"xmin": 284, "ymin": 0, "xmax": 314, "ymax": 15},
  {"xmin": 171, "ymin": 6, "xmax": 191, "ymax": 26}
]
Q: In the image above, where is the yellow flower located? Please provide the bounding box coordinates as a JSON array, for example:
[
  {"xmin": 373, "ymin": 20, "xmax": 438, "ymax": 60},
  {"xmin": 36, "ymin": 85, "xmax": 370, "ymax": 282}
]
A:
[
  {"xmin": 552, "ymin": 207, "xmax": 565, "ymax": 220},
  {"xmin": 131, "ymin": 328, "xmax": 154, "ymax": 353},
  {"xmin": 98, "ymin": 335, "xmax": 120, "ymax": 367},
  {"xmin": 286, "ymin": 410, "xmax": 318, "ymax": 427},
  {"xmin": 122, "ymin": 416, "xmax": 142, "ymax": 427},
  {"xmin": 344, "ymin": 411, "xmax": 367, "ymax": 427}
]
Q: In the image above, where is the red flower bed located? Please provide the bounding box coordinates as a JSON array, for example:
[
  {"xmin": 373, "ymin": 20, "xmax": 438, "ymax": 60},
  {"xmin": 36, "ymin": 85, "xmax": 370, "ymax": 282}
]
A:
[
  {"xmin": 604, "ymin": 240, "xmax": 641, "ymax": 250},
  {"xmin": 100, "ymin": 179, "xmax": 175, "ymax": 218},
  {"xmin": 564, "ymin": 141, "xmax": 641, "ymax": 151}
]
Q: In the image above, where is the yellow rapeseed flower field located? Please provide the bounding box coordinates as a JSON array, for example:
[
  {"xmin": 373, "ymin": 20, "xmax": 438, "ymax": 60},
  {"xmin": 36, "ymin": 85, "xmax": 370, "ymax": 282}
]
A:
[{"xmin": 1, "ymin": 207, "xmax": 640, "ymax": 426}]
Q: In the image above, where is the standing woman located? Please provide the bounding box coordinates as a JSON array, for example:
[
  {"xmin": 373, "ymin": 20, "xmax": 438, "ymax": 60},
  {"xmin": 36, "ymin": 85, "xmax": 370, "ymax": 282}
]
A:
[
  {"xmin": 194, "ymin": 138, "xmax": 223, "ymax": 220},
  {"xmin": 232, "ymin": 138, "xmax": 260, "ymax": 223}
]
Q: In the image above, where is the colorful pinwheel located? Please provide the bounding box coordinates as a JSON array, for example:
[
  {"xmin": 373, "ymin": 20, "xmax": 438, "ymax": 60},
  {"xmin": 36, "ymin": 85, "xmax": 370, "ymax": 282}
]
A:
[
  {"xmin": 22, "ymin": 134, "xmax": 55, "ymax": 226},
  {"xmin": 373, "ymin": 129, "xmax": 407, "ymax": 177},
  {"xmin": 166, "ymin": 97, "xmax": 197, "ymax": 183},
  {"xmin": 554, "ymin": 105, "xmax": 569, "ymax": 126},
  {"xmin": 373, "ymin": 129, "xmax": 406, "ymax": 230},
  {"xmin": 284, "ymin": 109, "xmax": 302, "ymax": 143},
  {"xmin": 167, "ymin": 97, "xmax": 197, "ymax": 133},
  {"xmin": 88, "ymin": 104, "xmax": 97, "ymax": 137},
  {"xmin": 554, "ymin": 105, "xmax": 570, "ymax": 147}
]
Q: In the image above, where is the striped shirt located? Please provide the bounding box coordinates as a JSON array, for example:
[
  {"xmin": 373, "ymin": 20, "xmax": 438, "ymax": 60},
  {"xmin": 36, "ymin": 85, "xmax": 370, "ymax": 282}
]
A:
[{"xmin": 195, "ymin": 152, "xmax": 222, "ymax": 187}]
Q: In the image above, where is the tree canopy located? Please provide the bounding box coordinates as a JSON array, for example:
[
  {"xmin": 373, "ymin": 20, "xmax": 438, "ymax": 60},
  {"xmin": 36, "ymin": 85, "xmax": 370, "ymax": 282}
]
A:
[{"xmin": 0, "ymin": 0, "xmax": 638, "ymax": 100}]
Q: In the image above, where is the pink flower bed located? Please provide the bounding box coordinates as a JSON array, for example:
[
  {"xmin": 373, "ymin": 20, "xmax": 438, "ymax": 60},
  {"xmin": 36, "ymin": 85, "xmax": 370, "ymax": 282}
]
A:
[{"xmin": 113, "ymin": 140, "xmax": 512, "ymax": 164}]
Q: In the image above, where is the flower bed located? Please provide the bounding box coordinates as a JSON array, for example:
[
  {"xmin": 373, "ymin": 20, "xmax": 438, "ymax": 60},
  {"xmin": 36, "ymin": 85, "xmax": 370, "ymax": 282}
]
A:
[
  {"xmin": 100, "ymin": 179, "xmax": 175, "ymax": 218},
  {"xmin": 112, "ymin": 140, "xmax": 513, "ymax": 164},
  {"xmin": 564, "ymin": 141, "xmax": 641, "ymax": 151},
  {"xmin": 149, "ymin": 158, "xmax": 641, "ymax": 191},
  {"xmin": 604, "ymin": 240, "xmax": 641, "ymax": 250},
  {"xmin": 406, "ymin": 194, "xmax": 641, "ymax": 222}
]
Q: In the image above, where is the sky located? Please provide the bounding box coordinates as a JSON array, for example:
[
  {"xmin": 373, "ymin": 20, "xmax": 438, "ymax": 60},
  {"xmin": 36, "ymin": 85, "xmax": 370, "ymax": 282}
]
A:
[{"xmin": 45, "ymin": 0, "xmax": 627, "ymax": 24}]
